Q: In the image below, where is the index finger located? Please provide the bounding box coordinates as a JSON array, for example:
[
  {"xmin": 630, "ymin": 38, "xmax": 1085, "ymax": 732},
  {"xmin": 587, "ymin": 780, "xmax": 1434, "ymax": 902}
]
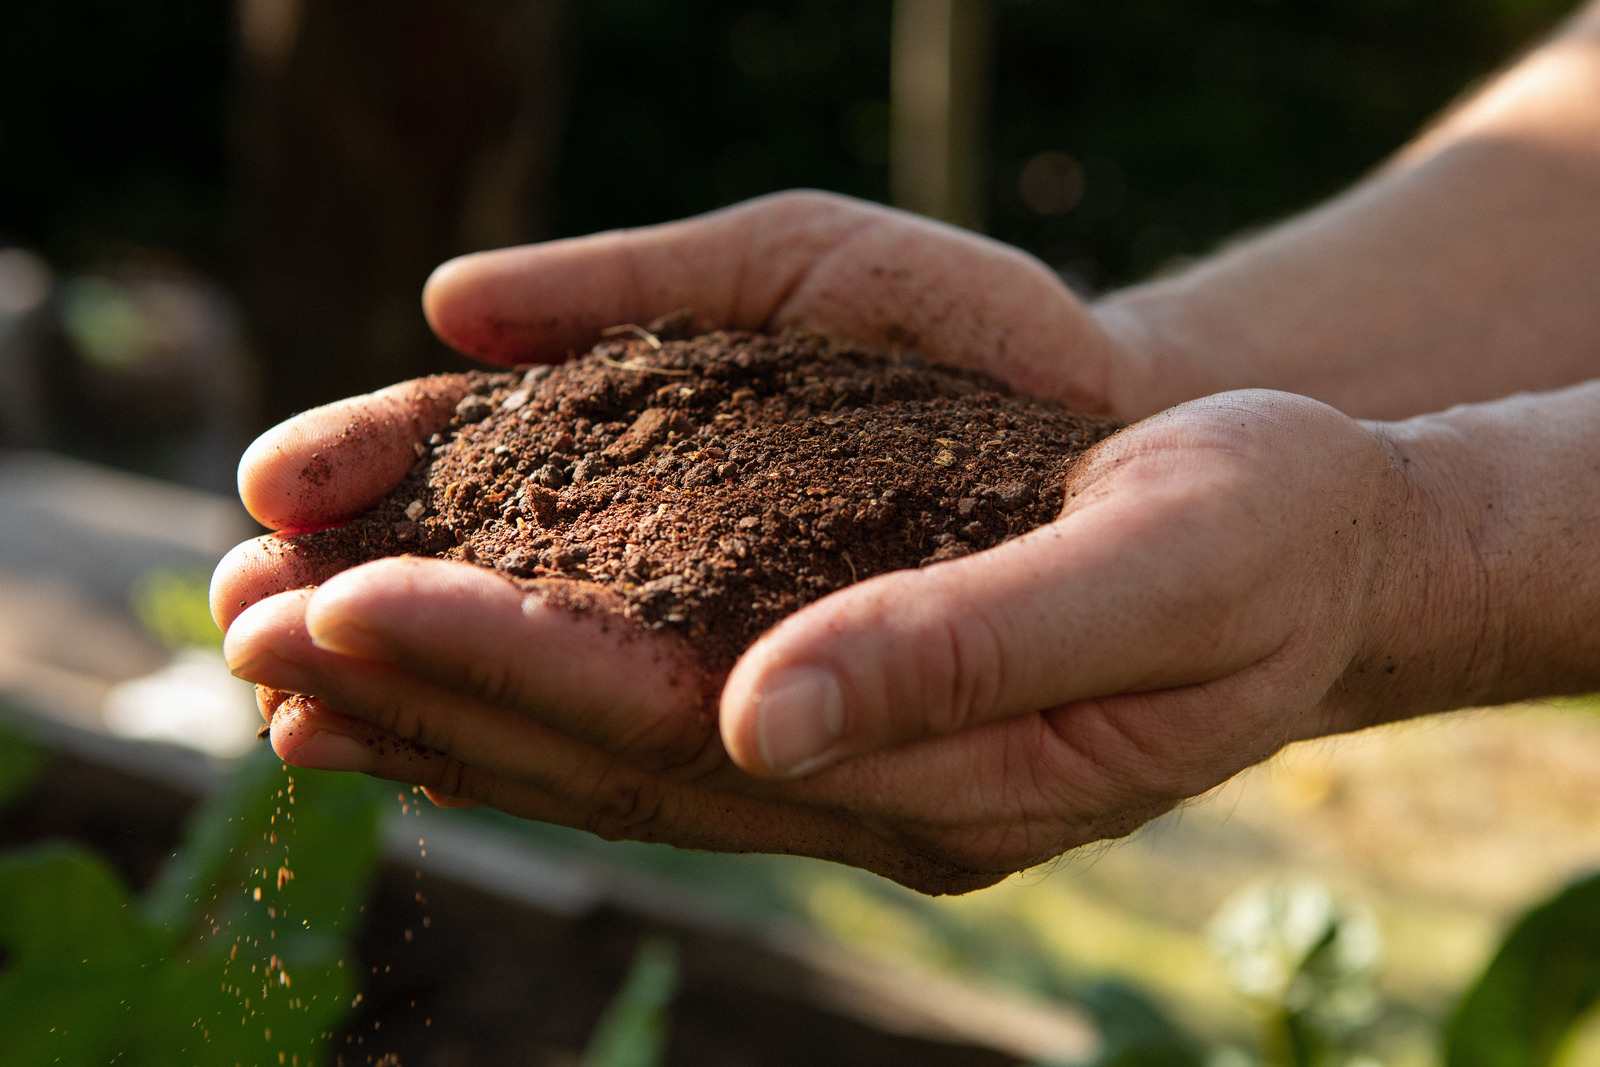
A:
[{"xmin": 238, "ymin": 375, "xmax": 466, "ymax": 531}]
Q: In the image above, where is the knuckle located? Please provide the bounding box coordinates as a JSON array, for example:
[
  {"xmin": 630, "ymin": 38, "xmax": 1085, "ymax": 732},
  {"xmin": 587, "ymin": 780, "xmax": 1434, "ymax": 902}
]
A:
[
  {"xmin": 616, "ymin": 712, "xmax": 724, "ymax": 780},
  {"xmin": 758, "ymin": 188, "xmax": 846, "ymax": 214},
  {"xmin": 427, "ymin": 757, "xmax": 470, "ymax": 802},
  {"xmin": 1038, "ymin": 696, "xmax": 1202, "ymax": 806},
  {"xmin": 922, "ymin": 610, "xmax": 1008, "ymax": 737},
  {"xmin": 580, "ymin": 771, "xmax": 671, "ymax": 842},
  {"xmin": 458, "ymin": 658, "xmax": 522, "ymax": 708},
  {"xmin": 353, "ymin": 692, "xmax": 460, "ymax": 758},
  {"xmin": 432, "ymin": 759, "xmax": 500, "ymax": 810}
]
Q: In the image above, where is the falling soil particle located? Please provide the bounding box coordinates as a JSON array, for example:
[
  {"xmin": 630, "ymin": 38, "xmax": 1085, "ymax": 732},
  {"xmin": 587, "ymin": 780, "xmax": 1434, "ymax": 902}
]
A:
[{"xmin": 289, "ymin": 327, "xmax": 1123, "ymax": 670}]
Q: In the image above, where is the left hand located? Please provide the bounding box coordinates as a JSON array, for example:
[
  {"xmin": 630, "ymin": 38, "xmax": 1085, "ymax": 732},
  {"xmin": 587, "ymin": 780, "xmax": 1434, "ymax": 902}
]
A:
[{"xmin": 217, "ymin": 383, "xmax": 1445, "ymax": 895}]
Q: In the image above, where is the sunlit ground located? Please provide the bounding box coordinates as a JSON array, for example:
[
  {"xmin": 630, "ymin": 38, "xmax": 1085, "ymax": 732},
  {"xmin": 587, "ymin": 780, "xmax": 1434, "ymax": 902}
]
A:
[{"xmin": 789, "ymin": 697, "xmax": 1600, "ymax": 1063}]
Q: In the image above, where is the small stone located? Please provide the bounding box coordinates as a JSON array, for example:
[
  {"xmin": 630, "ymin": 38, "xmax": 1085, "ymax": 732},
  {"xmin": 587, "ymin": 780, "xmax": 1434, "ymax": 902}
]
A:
[
  {"xmin": 534, "ymin": 464, "xmax": 567, "ymax": 490},
  {"xmin": 571, "ymin": 457, "xmax": 607, "ymax": 484},
  {"xmin": 497, "ymin": 548, "xmax": 540, "ymax": 576},
  {"xmin": 455, "ymin": 394, "xmax": 493, "ymax": 422},
  {"xmin": 405, "ymin": 500, "xmax": 426, "ymax": 521},
  {"xmin": 520, "ymin": 484, "xmax": 558, "ymax": 524},
  {"xmin": 647, "ymin": 307, "xmax": 696, "ymax": 339},
  {"xmin": 933, "ymin": 449, "xmax": 956, "ymax": 467},
  {"xmin": 545, "ymin": 545, "xmax": 588, "ymax": 569},
  {"xmin": 639, "ymin": 574, "xmax": 685, "ymax": 599},
  {"xmin": 501, "ymin": 389, "xmax": 531, "ymax": 411},
  {"xmin": 922, "ymin": 541, "xmax": 971, "ymax": 565},
  {"xmin": 683, "ymin": 462, "xmax": 720, "ymax": 488},
  {"xmin": 605, "ymin": 407, "xmax": 677, "ymax": 462},
  {"xmin": 995, "ymin": 481, "xmax": 1034, "ymax": 511}
]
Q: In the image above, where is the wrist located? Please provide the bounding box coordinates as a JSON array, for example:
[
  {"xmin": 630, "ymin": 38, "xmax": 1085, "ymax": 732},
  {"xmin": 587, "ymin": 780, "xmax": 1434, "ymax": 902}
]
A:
[
  {"xmin": 1331, "ymin": 418, "xmax": 1491, "ymax": 732},
  {"xmin": 1342, "ymin": 383, "xmax": 1600, "ymax": 729}
]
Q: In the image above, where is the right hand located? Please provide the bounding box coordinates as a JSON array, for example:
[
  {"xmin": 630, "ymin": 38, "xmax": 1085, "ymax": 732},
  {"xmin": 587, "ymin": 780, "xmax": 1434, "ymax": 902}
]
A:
[{"xmin": 215, "ymin": 383, "xmax": 1468, "ymax": 895}]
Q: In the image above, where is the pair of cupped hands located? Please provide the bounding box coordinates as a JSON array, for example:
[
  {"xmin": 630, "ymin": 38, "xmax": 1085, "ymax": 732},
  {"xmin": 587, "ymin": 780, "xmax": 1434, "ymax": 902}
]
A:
[{"xmin": 214, "ymin": 192, "xmax": 1432, "ymax": 894}]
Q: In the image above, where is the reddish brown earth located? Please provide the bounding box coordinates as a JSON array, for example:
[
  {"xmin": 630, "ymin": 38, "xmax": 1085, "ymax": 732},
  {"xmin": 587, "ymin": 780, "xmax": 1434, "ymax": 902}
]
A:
[{"xmin": 290, "ymin": 327, "xmax": 1122, "ymax": 670}]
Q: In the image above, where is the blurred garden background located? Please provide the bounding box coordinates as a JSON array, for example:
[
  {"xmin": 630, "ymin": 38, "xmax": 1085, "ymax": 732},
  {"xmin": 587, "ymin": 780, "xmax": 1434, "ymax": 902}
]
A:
[{"xmin": 3, "ymin": 1, "xmax": 1600, "ymax": 1064}]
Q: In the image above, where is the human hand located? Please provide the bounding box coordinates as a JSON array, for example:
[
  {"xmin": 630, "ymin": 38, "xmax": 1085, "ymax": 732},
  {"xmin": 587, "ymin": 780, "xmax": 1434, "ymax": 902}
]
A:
[
  {"xmin": 217, "ymin": 367, "xmax": 1445, "ymax": 894},
  {"xmin": 416, "ymin": 189, "xmax": 1155, "ymax": 420}
]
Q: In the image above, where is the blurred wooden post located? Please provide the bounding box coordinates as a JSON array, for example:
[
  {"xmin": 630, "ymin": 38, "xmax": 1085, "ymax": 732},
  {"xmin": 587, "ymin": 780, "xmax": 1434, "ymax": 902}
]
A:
[
  {"xmin": 235, "ymin": 0, "xmax": 570, "ymax": 424},
  {"xmin": 890, "ymin": 0, "xmax": 992, "ymax": 230}
]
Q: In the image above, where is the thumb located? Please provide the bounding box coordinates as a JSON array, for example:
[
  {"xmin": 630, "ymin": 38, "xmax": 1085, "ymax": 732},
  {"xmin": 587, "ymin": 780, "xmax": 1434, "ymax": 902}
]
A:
[{"xmin": 718, "ymin": 480, "xmax": 1270, "ymax": 778}]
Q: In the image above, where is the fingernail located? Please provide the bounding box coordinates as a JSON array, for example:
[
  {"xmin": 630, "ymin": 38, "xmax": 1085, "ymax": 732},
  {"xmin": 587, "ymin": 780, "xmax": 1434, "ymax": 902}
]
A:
[
  {"xmin": 286, "ymin": 731, "xmax": 375, "ymax": 773},
  {"xmin": 754, "ymin": 666, "xmax": 845, "ymax": 777},
  {"xmin": 227, "ymin": 650, "xmax": 313, "ymax": 694},
  {"xmin": 308, "ymin": 621, "xmax": 391, "ymax": 661}
]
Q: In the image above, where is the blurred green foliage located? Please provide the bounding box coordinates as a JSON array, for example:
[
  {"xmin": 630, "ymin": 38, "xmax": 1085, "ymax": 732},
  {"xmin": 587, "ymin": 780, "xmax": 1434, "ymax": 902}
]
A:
[
  {"xmin": 1444, "ymin": 872, "xmax": 1600, "ymax": 1067},
  {"xmin": 0, "ymin": 748, "xmax": 385, "ymax": 1067},
  {"xmin": 581, "ymin": 936, "xmax": 680, "ymax": 1067},
  {"xmin": 473, "ymin": 807, "xmax": 1600, "ymax": 1067},
  {"xmin": 130, "ymin": 566, "xmax": 225, "ymax": 651},
  {"xmin": 0, "ymin": 723, "xmax": 46, "ymax": 812},
  {"xmin": 1072, "ymin": 981, "xmax": 1209, "ymax": 1067},
  {"xmin": 1209, "ymin": 879, "xmax": 1385, "ymax": 1066}
]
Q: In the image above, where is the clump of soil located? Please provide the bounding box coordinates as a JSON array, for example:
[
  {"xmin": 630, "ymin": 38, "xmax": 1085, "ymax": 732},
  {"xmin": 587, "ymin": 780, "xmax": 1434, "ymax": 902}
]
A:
[{"xmin": 291, "ymin": 327, "xmax": 1121, "ymax": 670}]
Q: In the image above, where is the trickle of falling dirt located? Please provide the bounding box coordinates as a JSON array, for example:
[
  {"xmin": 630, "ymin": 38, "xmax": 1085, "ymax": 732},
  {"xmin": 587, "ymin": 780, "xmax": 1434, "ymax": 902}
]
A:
[{"xmin": 289, "ymin": 327, "xmax": 1123, "ymax": 670}]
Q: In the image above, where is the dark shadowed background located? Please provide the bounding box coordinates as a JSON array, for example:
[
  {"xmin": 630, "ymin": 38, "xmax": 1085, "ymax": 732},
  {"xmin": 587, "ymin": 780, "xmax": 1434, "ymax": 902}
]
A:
[{"xmin": 0, "ymin": 0, "xmax": 1582, "ymax": 486}]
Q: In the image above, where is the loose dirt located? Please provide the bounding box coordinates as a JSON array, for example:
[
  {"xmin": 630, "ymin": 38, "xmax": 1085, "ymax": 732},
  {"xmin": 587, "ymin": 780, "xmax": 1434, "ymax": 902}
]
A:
[{"xmin": 290, "ymin": 327, "xmax": 1122, "ymax": 670}]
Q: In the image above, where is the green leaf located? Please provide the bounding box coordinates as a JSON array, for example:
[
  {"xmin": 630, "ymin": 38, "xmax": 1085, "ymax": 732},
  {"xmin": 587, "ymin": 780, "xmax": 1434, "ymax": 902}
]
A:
[
  {"xmin": 139, "ymin": 750, "xmax": 384, "ymax": 1062},
  {"xmin": 122, "ymin": 935, "xmax": 356, "ymax": 1067},
  {"xmin": 145, "ymin": 748, "xmax": 384, "ymax": 935},
  {"xmin": 583, "ymin": 936, "xmax": 680, "ymax": 1067},
  {"xmin": 1444, "ymin": 871, "xmax": 1600, "ymax": 1067},
  {"xmin": 0, "ymin": 845, "xmax": 155, "ymax": 1067},
  {"xmin": 0, "ymin": 721, "xmax": 46, "ymax": 812},
  {"xmin": 1071, "ymin": 981, "xmax": 1208, "ymax": 1067}
]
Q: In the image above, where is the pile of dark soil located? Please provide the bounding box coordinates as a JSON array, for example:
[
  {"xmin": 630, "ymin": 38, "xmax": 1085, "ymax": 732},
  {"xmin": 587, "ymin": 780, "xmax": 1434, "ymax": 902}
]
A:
[{"xmin": 291, "ymin": 327, "xmax": 1121, "ymax": 670}]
